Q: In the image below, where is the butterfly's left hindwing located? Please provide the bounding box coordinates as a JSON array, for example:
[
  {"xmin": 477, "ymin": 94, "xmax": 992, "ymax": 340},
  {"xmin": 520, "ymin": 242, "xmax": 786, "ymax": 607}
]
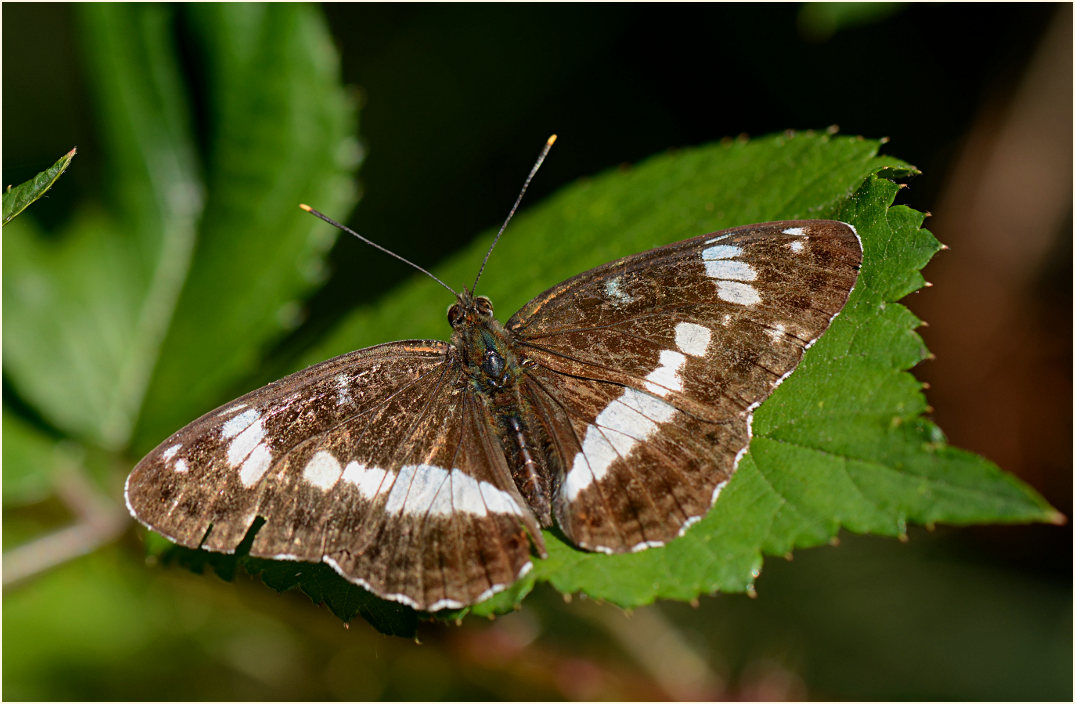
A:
[
  {"xmin": 508, "ymin": 220, "xmax": 862, "ymax": 553},
  {"xmin": 126, "ymin": 341, "xmax": 542, "ymax": 611}
]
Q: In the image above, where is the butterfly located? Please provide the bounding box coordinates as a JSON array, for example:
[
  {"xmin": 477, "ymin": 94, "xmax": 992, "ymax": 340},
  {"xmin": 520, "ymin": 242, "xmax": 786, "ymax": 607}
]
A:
[{"xmin": 125, "ymin": 138, "xmax": 862, "ymax": 612}]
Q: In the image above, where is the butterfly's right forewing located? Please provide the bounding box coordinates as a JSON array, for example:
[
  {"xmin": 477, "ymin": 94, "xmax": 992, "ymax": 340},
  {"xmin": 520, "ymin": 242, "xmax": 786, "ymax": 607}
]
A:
[
  {"xmin": 126, "ymin": 341, "xmax": 540, "ymax": 611},
  {"xmin": 507, "ymin": 221, "xmax": 862, "ymax": 553}
]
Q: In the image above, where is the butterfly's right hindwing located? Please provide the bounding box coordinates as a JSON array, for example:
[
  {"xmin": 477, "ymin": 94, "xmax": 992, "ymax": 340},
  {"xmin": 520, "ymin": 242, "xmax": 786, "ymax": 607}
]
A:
[{"xmin": 126, "ymin": 340, "xmax": 540, "ymax": 611}]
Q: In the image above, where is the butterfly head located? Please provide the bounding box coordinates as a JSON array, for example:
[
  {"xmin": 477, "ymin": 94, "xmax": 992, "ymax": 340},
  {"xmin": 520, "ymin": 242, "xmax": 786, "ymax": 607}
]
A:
[
  {"xmin": 447, "ymin": 290, "xmax": 495, "ymax": 330},
  {"xmin": 447, "ymin": 290, "xmax": 521, "ymax": 392}
]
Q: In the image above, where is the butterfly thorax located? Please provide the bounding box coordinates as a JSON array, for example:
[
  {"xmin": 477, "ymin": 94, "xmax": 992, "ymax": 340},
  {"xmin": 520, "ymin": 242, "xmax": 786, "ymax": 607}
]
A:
[
  {"xmin": 448, "ymin": 292, "xmax": 556, "ymax": 524},
  {"xmin": 447, "ymin": 293, "xmax": 521, "ymax": 393}
]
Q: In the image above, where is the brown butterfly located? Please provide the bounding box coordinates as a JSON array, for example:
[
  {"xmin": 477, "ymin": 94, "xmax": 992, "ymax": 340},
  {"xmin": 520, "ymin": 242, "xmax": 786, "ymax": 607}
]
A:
[{"xmin": 126, "ymin": 138, "xmax": 861, "ymax": 611}]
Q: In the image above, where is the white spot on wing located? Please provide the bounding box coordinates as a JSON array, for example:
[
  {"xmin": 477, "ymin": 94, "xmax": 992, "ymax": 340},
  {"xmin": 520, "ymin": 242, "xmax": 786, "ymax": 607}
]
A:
[
  {"xmin": 227, "ymin": 416, "xmax": 266, "ymax": 466},
  {"xmin": 335, "ymin": 373, "xmax": 351, "ymax": 406},
  {"xmin": 674, "ymin": 322, "xmax": 711, "ymax": 357},
  {"xmin": 643, "ymin": 349, "xmax": 686, "ymax": 396},
  {"xmin": 239, "ymin": 444, "xmax": 272, "ymax": 486},
  {"xmin": 789, "ymin": 240, "xmax": 805, "ymax": 253},
  {"xmin": 702, "ymin": 242, "xmax": 761, "ymax": 305},
  {"xmin": 303, "ymin": 450, "xmax": 343, "ymax": 490},
  {"xmin": 428, "ymin": 475, "xmax": 456, "ymax": 517},
  {"xmin": 342, "ymin": 461, "xmax": 391, "ymax": 500},
  {"xmin": 450, "ymin": 471, "xmax": 487, "ymax": 516},
  {"xmin": 704, "ymin": 259, "xmax": 756, "ymax": 281},
  {"xmin": 702, "ymin": 244, "xmax": 741, "ymax": 261},
  {"xmin": 477, "ymin": 476, "xmax": 525, "ymax": 516},
  {"xmin": 383, "ymin": 464, "xmax": 420, "ymax": 514},
  {"xmin": 605, "ymin": 276, "xmax": 635, "ymax": 305},
  {"xmin": 222, "ymin": 408, "xmax": 259, "ymax": 438},
  {"xmin": 371, "ymin": 464, "xmax": 524, "ymax": 517},
  {"xmin": 174, "ymin": 459, "xmax": 189, "ymax": 473},
  {"xmin": 765, "ymin": 323, "xmax": 786, "ymax": 344},
  {"xmin": 563, "ymin": 387, "xmax": 677, "ymax": 501},
  {"xmin": 782, "ymin": 226, "xmax": 806, "ymax": 236},
  {"xmin": 162, "ymin": 444, "xmax": 181, "ymax": 461},
  {"xmin": 388, "ymin": 464, "xmax": 446, "ymax": 516},
  {"xmin": 716, "ymin": 280, "xmax": 762, "ymax": 306}
]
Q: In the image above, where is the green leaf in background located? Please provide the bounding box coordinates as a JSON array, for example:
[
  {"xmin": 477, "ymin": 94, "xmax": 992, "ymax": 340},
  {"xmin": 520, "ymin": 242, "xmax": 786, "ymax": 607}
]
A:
[
  {"xmin": 1, "ymin": 409, "xmax": 77, "ymax": 509},
  {"xmin": 2, "ymin": 4, "xmax": 358, "ymax": 454},
  {"xmin": 2, "ymin": 147, "xmax": 76, "ymax": 225},
  {"xmin": 797, "ymin": 2, "xmax": 907, "ymax": 42},
  {"xmin": 1, "ymin": 1, "xmax": 360, "ymax": 611},
  {"xmin": 134, "ymin": 4, "xmax": 361, "ymax": 452}
]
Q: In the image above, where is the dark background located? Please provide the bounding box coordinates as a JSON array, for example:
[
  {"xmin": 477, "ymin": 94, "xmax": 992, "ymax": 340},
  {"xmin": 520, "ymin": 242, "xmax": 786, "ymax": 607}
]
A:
[{"xmin": 4, "ymin": 3, "xmax": 1070, "ymax": 700}]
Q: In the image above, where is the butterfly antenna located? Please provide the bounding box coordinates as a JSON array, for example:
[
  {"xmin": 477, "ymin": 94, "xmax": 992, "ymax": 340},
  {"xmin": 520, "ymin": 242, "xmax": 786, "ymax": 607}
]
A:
[
  {"xmin": 472, "ymin": 134, "xmax": 557, "ymax": 294},
  {"xmin": 299, "ymin": 204, "xmax": 459, "ymax": 297}
]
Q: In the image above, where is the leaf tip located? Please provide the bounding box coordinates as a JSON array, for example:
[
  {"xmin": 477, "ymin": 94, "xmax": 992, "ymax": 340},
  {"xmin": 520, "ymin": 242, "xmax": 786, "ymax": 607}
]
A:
[{"xmin": 1046, "ymin": 510, "xmax": 1067, "ymax": 526}]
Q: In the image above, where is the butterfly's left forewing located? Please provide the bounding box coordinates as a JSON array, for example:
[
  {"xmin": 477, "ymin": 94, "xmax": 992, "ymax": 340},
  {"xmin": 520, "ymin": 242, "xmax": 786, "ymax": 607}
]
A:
[
  {"xmin": 126, "ymin": 341, "xmax": 542, "ymax": 611},
  {"xmin": 508, "ymin": 220, "xmax": 862, "ymax": 553}
]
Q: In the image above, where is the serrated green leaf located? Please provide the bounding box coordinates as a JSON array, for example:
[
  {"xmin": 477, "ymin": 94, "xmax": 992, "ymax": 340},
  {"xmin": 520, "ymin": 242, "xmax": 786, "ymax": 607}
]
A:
[{"xmin": 2, "ymin": 148, "xmax": 76, "ymax": 226}]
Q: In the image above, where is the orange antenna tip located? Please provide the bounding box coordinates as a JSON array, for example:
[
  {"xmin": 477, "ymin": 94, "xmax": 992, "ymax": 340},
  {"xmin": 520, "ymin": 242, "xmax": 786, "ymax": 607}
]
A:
[
  {"xmin": 547, "ymin": 134, "xmax": 557, "ymax": 145},
  {"xmin": 299, "ymin": 203, "xmax": 312, "ymax": 212}
]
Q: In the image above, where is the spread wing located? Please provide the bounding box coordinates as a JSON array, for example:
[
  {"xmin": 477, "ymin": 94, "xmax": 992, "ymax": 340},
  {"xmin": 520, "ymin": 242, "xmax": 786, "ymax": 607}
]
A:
[
  {"xmin": 507, "ymin": 220, "xmax": 862, "ymax": 553},
  {"xmin": 125, "ymin": 340, "xmax": 543, "ymax": 611}
]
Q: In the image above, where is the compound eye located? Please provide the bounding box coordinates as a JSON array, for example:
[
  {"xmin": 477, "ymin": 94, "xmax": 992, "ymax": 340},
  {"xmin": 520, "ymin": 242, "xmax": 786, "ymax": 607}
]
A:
[
  {"xmin": 447, "ymin": 303, "xmax": 465, "ymax": 328},
  {"xmin": 475, "ymin": 296, "xmax": 494, "ymax": 317}
]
